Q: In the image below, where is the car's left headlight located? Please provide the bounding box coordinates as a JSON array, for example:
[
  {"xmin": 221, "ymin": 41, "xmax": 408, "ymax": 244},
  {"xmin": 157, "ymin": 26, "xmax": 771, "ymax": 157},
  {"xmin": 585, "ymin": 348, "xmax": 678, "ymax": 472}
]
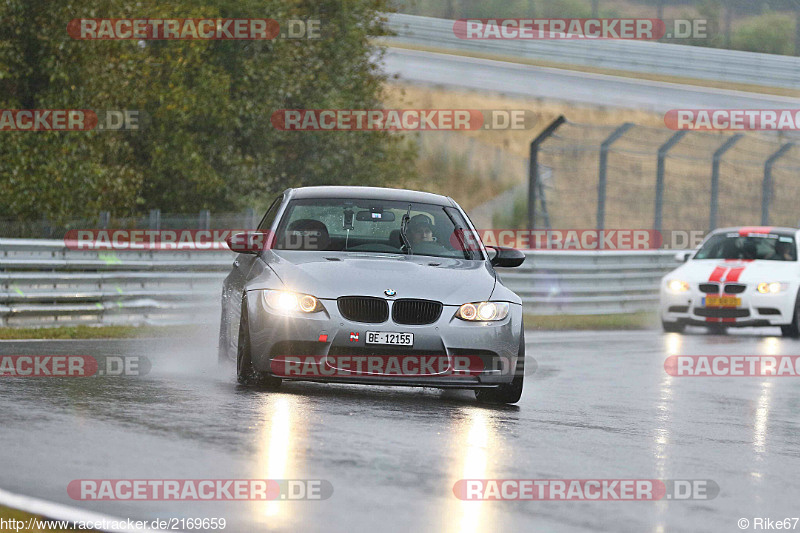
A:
[
  {"xmin": 455, "ymin": 301, "xmax": 510, "ymax": 321},
  {"xmin": 666, "ymin": 280, "xmax": 690, "ymax": 293},
  {"xmin": 264, "ymin": 290, "xmax": 324, "ymax": 313},
  {"xmin": 757, "ymin": 282, "xmax": 788, "ymax": 294}
]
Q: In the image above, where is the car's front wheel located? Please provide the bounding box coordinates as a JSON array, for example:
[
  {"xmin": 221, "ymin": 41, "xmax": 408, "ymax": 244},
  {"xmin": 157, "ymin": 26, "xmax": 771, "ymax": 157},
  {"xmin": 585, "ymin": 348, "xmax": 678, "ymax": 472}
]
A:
[
  {"xmin": 237, "ymin": 295, "xmax": 281, "ymax": 389},
  {"xmin": 781, "ymin": 292, "xmax": 800, "ymax": 338},
  {"xmin": 661, "ymin": 320, "xmax": 685, "ymax": 333},
  {"xmin": 475, "ymin": 331, "xmax": 524, "ymax": 404}
]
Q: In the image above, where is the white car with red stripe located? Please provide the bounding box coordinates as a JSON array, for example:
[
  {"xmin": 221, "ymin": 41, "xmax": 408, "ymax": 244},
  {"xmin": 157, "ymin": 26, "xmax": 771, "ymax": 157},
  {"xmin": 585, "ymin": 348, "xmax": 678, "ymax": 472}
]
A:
[{"xmin": 660, "ymin": 227, "xmax": 800, "ymax": 336}]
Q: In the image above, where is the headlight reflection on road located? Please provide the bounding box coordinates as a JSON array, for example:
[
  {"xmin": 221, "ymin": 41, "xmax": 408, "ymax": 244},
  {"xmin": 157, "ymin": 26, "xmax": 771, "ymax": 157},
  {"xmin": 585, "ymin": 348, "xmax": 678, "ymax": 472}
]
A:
[
  {"xmin": 255, "ymin": 396, "xmax": 297, "ymax": 520},
  {"xmin": 654, "ymin": 334, "xmax": 679, "ymax": 532},
  {"xmin": 454, "ymin": 408, "xmax": 493, "ymax": 533}
]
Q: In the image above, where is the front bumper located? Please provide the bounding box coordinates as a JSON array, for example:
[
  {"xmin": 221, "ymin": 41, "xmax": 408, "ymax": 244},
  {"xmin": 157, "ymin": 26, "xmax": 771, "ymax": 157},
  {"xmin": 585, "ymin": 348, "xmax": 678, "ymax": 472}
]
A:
[
  {"xmin": 243, "ymin": 290, "xmax": 523, "ymax": 388},
  {"xmin": 660, "ymin": 283, "xmax": 796, "ymax": 327}
]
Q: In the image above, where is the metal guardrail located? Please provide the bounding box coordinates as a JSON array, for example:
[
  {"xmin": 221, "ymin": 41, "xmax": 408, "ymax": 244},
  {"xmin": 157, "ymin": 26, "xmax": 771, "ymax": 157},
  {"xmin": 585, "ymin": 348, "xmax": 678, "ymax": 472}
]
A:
[
  {"xmin": 497, "ymin": 250, "xmax": 680, "ymax": 315},
  {"xmin": 0, "ymin": 239, "xmax": 680, "ymax": 326},
  {"xmin": 383, "ymin": 13, "xmax": 800, "ymax": 90},
  {"xmin": 0, "ymin": 239, "xmax": 231, "ymax": 327}
]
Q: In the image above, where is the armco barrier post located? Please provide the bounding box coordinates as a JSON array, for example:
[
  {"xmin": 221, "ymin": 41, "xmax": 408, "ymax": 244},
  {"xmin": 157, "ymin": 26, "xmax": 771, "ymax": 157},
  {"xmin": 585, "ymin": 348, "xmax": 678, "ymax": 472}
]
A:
[
  {"xmin": 709, "ymin": 134, "xmax": 742, "ymax": 231},
  {"xmin": 149, "ymin": 209, "xmax": 161, "ymax": 231},
  {"xmin": 654, "ymin": 130, "xmax": 688, "ymax": 232},
  {"xmin": 199, "ymin": 210, "xmax": 211, "ymax": 230},
  {"xmin": 528, "ymin": 115, "xmax": 566, "ymax": 231},
  {"xmin": 761, "ymin": 143, "xmax": 794, "ymax": 225},
  {"xmin": 597, "ymin": 122, "xmax": 634, "ymax": 232}
]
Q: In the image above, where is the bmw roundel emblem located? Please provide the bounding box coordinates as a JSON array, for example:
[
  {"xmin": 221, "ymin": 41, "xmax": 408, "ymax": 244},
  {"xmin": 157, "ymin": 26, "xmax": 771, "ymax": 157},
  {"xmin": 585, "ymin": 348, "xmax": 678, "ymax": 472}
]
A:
[{"xmin": 384, "ymin": 289, "xmax": 397, "ymax": 297}]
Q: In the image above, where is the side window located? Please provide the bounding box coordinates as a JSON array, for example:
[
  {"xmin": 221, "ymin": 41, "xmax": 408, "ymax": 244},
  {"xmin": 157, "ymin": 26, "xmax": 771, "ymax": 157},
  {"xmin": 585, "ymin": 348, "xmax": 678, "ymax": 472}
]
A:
[{"xmin": 257, "ymin": 195, "xmax": 284, "ymax": 231}]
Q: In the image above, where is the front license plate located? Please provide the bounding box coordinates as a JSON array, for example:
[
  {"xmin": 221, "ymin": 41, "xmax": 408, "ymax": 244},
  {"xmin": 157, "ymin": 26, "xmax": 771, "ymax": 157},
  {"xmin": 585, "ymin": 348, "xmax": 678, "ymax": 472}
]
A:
[
  {"xmin": 704, "ymin": 295, "xmax": 741, "ymax": 307},
  {"xmin": 366, "ymin": 331, "xmax": 413, "ymax": 346}
]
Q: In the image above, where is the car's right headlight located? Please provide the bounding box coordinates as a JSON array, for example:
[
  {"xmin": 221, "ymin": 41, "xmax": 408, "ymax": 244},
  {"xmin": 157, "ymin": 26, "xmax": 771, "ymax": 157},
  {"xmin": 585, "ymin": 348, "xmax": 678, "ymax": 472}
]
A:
[
  {"xmin": 666, "ymin": 280, "xmax": 690, "ymax": 293},
  {"xmin": 756, "ymin": 282, "xmax": 787, "ymax": 294},
  {"xmin": 455, "ymin": 301, "xmax": 510, "ymax": 321},
  {"xmin": 264, "ymin": 290, "xmax": 324, "ymax": 313}
]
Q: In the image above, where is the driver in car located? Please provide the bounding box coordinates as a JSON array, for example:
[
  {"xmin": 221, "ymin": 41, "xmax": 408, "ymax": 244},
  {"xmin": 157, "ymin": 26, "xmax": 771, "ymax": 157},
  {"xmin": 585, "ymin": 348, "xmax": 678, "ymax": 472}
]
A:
[{"xmin": 407, "ymin": 214, "xmax": 435, "ymax": 247}]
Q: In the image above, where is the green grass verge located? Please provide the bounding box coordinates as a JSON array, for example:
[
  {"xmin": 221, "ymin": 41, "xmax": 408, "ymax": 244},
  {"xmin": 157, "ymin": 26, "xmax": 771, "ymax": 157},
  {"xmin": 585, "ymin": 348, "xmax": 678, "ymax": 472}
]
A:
[
  {"xmin": 0, "ymin": 325, "xmax": 206, "ymax": 340},
  {"xmin": 524, "ymin": 312, "xmax": 658, "ymax": 330}
]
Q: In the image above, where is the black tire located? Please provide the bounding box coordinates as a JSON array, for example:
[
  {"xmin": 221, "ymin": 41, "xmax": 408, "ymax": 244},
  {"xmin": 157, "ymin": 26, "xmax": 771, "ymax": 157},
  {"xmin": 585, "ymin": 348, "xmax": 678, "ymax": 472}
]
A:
[
  {"xmin": 661, "ymin": 320, "xmax": 685, "ymax": 333},
  {"xmin": 781, "ymin": 293, "xmax": 800, "ymax": 338},
  {"xmin": 218, "ymin": 291, "xmax": 232, "ymax": 365},
  {"xmin": 237, "ymin": 296, "xmax": 281, "ymax": 389},
  {"xmin": 475, "ymin": 331, "xmax": 524, "ymax": 404}
]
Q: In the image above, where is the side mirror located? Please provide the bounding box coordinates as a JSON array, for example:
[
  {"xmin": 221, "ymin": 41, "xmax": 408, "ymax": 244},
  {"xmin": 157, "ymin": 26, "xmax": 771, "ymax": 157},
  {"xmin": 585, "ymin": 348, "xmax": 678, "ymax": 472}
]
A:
[
  {"xmin": 487, "ymin": 246, "xmax": 526, "ymax": 268},
  {"xmin": 675, "ymin": 251, "xmax": 691, "ymax": 263},
  {"xmin": 226, "ymin": 231, "xmax": 271, "ymax": 254}
]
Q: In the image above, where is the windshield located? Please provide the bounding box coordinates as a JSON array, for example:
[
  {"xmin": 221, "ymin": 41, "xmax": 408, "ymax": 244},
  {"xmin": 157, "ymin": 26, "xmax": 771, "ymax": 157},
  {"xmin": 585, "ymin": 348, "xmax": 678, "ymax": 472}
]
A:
[
  {"xmin": 694, "ymin": 233, "xmax": 797, "ymax": 261},
  {"xmin": 273, "ymin": 198, "xmax": 482, "ymax": 260}
]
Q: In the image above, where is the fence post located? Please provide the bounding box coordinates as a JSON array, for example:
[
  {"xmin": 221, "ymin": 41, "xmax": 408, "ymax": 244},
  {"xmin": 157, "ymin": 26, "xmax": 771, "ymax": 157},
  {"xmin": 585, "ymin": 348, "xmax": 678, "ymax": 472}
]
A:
[
  {"xmin": 245, "ymin": 207, "xmax": 257, "ymax": 229},
  {"xmin": 761, "ymin": 143, "xmax": 794, "ymax": 225},
  {"xmin": 654, "ymin": 130, "xmax": 688, "ymax": 232},
  {"xmin": 149, "ymin": 209, "xmax": 161, "ymax": 231},
  {"xmin": 528, "ymin": 115, "xmax": 566, "ymax": 231},
  {"xmin": 198, "ymin": 209, "xmax": 210, "ymax": 230},
  {"xmin": 597, "ymin": 122, "xmax": 634, "ymax": 232},
  {"xmin": 709, "ymin": 134, "xmax": 742, "ymax": 231},
  {"xmin": 99, "ymin": 211, "xmax": 110, "ymax": 230}
]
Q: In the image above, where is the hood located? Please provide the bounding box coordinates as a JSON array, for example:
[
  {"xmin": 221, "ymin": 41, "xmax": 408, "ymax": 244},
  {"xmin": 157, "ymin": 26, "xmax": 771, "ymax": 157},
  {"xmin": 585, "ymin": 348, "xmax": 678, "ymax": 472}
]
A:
[
  {"xmin": 252, "ymin": 250, "xmax": 496, "ymax": 305},
  {"xmin": 670, "ymin": 259, "xmax": 798, "ymax": 284}
]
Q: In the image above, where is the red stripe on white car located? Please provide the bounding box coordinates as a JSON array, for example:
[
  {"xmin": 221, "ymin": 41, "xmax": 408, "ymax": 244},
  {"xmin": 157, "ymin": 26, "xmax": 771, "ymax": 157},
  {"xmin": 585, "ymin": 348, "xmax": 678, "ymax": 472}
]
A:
[
  {"xmin": 724, "ymin": 266, "xmax": 745, "ymax": 282},
  {"xmin": 708, "ymin": 266, "xmax": 727, "ymax": 282}
]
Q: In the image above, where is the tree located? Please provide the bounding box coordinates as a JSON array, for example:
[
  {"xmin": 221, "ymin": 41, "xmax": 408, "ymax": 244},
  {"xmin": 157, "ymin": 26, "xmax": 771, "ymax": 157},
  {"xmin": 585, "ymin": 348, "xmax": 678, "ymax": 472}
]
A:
[{"xmin": 0, "ymin": 0, "xmax": 413, "ymax": 222}]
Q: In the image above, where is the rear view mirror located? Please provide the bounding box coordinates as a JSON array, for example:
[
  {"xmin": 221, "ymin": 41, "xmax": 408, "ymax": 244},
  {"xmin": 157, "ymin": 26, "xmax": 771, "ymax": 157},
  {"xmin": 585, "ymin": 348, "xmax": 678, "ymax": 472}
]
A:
[
  {"xmin": 356, "ymin": 210, "xmax": 395, "ymax": 222},
  {"xmin": 675, "ymin": 251, "xmax": 691, "ymax": 263},
  {"xmin": 226, "ymin": 231, "xmax": 272, "ymax": 254},
  {"xmin": 487, "ymin": 246, "xmax": 526, "ymax": 268}
]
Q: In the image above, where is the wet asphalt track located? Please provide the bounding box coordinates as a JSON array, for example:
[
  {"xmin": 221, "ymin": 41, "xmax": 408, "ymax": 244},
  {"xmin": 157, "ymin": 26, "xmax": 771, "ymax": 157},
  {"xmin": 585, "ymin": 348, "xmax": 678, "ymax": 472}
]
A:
[{"xmin": 2, "ymin": 327, "xmax": 800, "ymax": 532}]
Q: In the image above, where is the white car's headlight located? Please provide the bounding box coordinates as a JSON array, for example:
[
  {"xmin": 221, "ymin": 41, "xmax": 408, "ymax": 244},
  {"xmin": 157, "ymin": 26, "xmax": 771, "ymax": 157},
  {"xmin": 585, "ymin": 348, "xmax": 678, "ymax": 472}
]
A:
[
  {"xmin": 666, "ymin": 280, "xmax": 690, "ymax": 293},
  {"xmin": 757, "ymin": 282, "xmax": 787, "ymax": 294},
  {"xmin": 456, "ymin": 302, "xmax": 510, "ymax": 321},
  {"xmin": 264, "ymin": 290, "xmax": 324, "ymax": 313}
]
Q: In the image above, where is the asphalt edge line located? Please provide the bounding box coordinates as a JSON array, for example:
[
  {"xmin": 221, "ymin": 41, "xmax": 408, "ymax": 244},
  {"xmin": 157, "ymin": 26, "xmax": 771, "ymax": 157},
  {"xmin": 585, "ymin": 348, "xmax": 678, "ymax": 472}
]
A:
[{"xmin": 0, "ymin": 487, "xmax": 164, "ymax": 533}]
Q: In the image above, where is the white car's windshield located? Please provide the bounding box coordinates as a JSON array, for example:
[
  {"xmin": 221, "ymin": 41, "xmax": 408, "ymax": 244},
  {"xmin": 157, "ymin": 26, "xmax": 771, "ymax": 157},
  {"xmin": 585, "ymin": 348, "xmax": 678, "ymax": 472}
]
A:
[
  {"xmin": 274, "ymin": 198, "xmax": 482, "ymax": 260},
  {"xmin": 694, "ymin": 232, "xmax": 797, "ymax": 261}
]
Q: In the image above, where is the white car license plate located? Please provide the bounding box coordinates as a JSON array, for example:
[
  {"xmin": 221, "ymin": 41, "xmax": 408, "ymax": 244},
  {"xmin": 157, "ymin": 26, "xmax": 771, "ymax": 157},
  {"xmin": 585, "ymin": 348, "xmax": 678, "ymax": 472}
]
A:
[{"xmin": 366, "ymin": 331, "xmax": 413, "ymax": 346}]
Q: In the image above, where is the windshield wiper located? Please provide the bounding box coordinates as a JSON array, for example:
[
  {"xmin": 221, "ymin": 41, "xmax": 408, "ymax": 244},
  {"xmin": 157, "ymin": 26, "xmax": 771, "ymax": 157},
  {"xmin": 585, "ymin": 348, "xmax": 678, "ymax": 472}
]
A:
[{"xmin": 399, "ymin": 204, "xmax": 412, "ymax": 254}]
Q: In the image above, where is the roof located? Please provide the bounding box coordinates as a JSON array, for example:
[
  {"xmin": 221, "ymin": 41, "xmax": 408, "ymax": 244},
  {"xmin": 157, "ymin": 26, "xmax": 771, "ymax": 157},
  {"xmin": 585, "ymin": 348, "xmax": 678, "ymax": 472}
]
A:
[{"xmin": 286, "ymin": 186, "xmax": 454, "ymax": 206}]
